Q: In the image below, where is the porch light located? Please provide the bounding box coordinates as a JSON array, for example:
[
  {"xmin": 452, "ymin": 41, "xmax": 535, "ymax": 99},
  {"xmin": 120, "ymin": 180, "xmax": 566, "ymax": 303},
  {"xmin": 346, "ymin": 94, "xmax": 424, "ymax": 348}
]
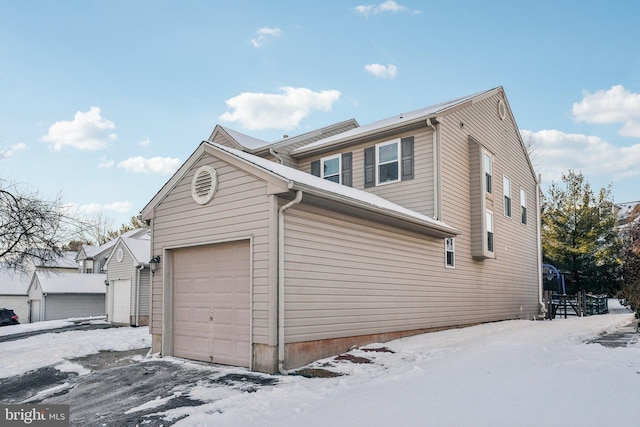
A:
[{"xmin": 149, "ymin": 255, "xmax": 161, "ymax": 274}]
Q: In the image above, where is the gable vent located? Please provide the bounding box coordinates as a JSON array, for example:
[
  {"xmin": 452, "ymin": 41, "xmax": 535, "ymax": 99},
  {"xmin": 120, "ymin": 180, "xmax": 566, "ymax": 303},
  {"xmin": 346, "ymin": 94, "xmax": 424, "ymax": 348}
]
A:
[{"xmin": 191, "ymin": 165, "xmax": 218, "ymax": 205}]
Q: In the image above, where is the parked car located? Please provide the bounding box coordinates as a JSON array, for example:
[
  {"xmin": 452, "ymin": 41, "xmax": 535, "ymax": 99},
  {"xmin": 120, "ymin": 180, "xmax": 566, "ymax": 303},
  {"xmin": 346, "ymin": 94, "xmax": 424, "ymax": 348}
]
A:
[{"xmin": 0, "ymin": 308, "xmax": 19, "ymax": 326}]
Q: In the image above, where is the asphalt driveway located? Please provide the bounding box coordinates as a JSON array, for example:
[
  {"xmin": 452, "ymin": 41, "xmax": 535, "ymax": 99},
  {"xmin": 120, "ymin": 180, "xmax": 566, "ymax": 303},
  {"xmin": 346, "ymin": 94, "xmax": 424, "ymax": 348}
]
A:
[{"xmin": 0, "ymin": 346, "xmax": 278, "ymax": 426}]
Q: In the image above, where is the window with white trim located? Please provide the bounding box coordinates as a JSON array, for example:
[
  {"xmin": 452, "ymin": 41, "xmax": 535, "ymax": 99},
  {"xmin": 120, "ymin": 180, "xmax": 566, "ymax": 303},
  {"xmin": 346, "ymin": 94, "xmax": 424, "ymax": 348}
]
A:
[
  {"xmin": 484, "ymin": 153, "xmax": 493, "ymax": 194},
  {"xmin": 376, "ymin": 140, "xmax": 400, "ymax": 185},
  {"xmin": 445, "ymin": 237, "xmax": 455, "ymax": 268},
  {"xmin": 520, "ymin": 188, "xmax": 527, "ymax": 224},
  {"xmin": 503, "ymin": 176, "xmax": 511, "ymax": 217},
  {"xmin": 321, "ymin": 155, "xmax": 341, "ymax": 183},
  {"xmin": 486, "ymin": 210, "xmax": 494, "ymax": 253}
]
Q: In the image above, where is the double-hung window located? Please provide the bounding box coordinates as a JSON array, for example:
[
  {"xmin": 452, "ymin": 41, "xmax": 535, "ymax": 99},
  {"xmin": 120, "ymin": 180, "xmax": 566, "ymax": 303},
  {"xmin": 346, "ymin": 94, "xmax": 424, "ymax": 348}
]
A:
[
  {"xmin": 520, "ymin": 188, "xmax": 527, "ymax": 224},
  {"xmin": 364, "ymin": 137, "xmax": 414, "ymax": 188},
  {"xmin": 322, "ymin": 155, "xmax": 341, "ymax": 183},
  {"xmin": 486, "ymin": 210, "xmax": 494, "ymax": 253},
  {"xmin": 503, "ymin": 176, "xmax": 511, "ymax": 217},
  {"xmin": 310, "ymin": 153, "xmax": 353, "ymax": 187},
  {"xmin": 445, "ymin": 237, "xmax": 455, "ymax": 268},
  {"xmin": 376, "ymin": 140, "xmax": 400, "ymax": 185},
  {"xmin": 484, "ymin": 153, "xmax": 493, "ymax": 194}
]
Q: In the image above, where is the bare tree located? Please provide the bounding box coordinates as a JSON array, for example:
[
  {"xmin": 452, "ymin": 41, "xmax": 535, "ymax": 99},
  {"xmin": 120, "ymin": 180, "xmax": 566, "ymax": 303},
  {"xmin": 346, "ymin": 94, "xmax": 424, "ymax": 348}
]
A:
[
  {"xmin": 81, "ymin": 212, "xmax": 116, "ymax": 245},
  {"xmin": 0, "ymin": 182, "xmax": 75, "ymax": 275}
]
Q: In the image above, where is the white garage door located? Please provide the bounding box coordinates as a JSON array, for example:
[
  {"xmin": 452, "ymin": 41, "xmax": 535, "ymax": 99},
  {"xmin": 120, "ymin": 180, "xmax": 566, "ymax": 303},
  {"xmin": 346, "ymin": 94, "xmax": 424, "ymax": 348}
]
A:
[
  {"xmin": 31, "ymin": 300, "xmax": 41, "ymax": 323},
  {"xmin": 113, "ymin": 279, "xmax": 132, "ymax": 324},
  {"xmin": 172, "ymin": 240, "xmax": 250, "ymax": 367}
]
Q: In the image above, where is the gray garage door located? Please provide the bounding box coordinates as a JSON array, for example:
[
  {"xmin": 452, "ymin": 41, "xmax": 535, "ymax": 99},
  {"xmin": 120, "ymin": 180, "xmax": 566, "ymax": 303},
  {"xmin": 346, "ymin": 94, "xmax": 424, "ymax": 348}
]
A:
[{"xmin": 172, "ymin": 240, "xmax": 250, "ymax": 367}]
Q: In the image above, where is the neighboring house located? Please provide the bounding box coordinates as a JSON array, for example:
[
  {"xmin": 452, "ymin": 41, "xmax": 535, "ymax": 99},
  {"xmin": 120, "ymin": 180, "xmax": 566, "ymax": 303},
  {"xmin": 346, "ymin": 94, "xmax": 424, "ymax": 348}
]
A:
[
  {"xmin": 76, "ymin": 229, "xmax": 149, "ymax": 274},
  {"xmin": 141, "ymin": 87, "xmax": 542, "ymax": 374},
  {"xmin": 103, "ymin": 230, "xmax": 151, "ymax": 326},
  {"xmin": 34, "ymin": 250, "xmax": 79, "ymax": 273},
  {"xmin": 27, "ymin": 272, "xmax": 106, "ymax": 322},
  {"xmin": 0, "ymin": 270, "xmax": 30, "ymax": 323},
  {"xmin": 617, "ymin": 201, "xmax": 640, "ymax": 227},
  {"xmin": 0, "ymin": 250, "xmax": 79, "ymax": 324}
]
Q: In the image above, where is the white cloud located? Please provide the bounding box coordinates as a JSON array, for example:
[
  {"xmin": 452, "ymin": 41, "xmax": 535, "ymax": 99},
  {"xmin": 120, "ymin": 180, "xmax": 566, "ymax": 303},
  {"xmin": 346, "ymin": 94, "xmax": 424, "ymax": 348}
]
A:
[
  {"xmin": 40, "ymin": 107, "xmax": 117, "ymax": 151},
  {"xmin": 98, "ymin": 156, "xmax": 114, "ymax": 169},
  {"xmin": 364, "ymin": 63, "xmax": 397, "ymax": 79},
  {"xmin": 219, "ymin": 87, "xmax": 341, "ymax": 130},
  {"xmin": 138, "ymin": 137, "xmax": 151, "ymax": 148},
  {"xmin": 3, "ymin": 143, "xmax": 28, "ymax": 157},
  {"xmin": 572, "ymin": 85, "xmax": 640, "ymax": 138},
  {"xmin": 521, "ymin": 129, "xmax": 640, "ymax": 183},
  {"xmin": 354, "ymin": 1, "xmax": 418, "ymax": 16},
  {"xmin": 251, "ymin": 27, "xmax": 282, "ymax": 48},
  {"xmin": 117, "ymin": 156, "xmax": 180, "ymax": 174},
  {"xmin": 72, "ymin": 201, "xmax": 133, "ymax": 215}
]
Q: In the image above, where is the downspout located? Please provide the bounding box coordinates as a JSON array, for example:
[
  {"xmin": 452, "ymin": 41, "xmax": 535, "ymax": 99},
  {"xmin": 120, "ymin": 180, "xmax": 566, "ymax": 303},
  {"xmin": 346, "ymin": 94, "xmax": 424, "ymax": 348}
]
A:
[
  {"xmin": 278, "ymin": 190, "xmax": 303, "ymax": 374},
  {"xmin": 427, "ymin": 118, "xmax": 441, "ymax": 220},
  {"xmin": 135, "ymin": 264, "xmax": 144, "ymax": 326},
  {"xmin": 270, "ymin": 147, "xmax": 284, "ymax": 165},
  {"xmin": 536, "ymin": 173, "xmax": 546, "ymax": 318}
]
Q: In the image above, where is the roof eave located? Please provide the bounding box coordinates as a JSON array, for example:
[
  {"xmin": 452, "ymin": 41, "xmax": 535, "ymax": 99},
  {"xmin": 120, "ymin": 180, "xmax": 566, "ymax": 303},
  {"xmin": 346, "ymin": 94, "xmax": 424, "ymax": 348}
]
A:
[{"xmin": 289, "ymin": 183, "xmax": 459, "ymax": 239}]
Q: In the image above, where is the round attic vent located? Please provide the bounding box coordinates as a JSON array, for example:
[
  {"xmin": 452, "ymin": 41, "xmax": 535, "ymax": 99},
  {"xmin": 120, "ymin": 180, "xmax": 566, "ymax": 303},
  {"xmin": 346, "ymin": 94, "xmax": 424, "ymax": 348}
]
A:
[
  {"xmin": 497, "ymin": 99, "xmax": 506, "ymax": 120},
  {"xmin": 191, "ymin": 165, "xmax": 218, "ymax": 205}
]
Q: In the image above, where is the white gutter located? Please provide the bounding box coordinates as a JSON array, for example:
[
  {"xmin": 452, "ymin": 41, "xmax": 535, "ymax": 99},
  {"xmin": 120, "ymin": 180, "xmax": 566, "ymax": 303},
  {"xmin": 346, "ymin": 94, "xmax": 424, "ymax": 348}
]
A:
[
  {"xmin": 536, "ymin": 173, "xmax": 546, "ymax": 318},
  {"xmin": 135, "ymin": 264, "xmax": 144, "ymax": 326},
  {"xmin": 426, "ymin": 118, "xmax": 442, "ymax": 220},
  {"xmin": 270, "ymin": 147, "xmax": 284, "ymax": 165},
  {"xmin": 278, "ymin": 190, "xmax": 303, "ymax": 375}
]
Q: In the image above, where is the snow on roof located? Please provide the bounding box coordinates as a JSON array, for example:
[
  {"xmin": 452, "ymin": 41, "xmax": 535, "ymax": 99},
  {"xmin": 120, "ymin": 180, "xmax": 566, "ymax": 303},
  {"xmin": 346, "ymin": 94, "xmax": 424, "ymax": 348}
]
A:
[
  {"xmin": 0, "ymin": 270, "xmax": 30, "ymax": 295},
  {"xmin": 33, "ymin": 272, "xmax": 106, "ymax": 294},
  {"xmin": 207, "ymin": 141, "xmax": 458, "ymax": 235},
  {"xmin": 617, "ymin": 201, "xmax": 640, "ymax": 221},
  {"xmin": 121, "ymin": 234, "xmax": 151, "ymax": 265},
  {"xmin": 37, "ymin": 251, "xmax": 78, "ymax": 269},
  {"xmin": 80, "ymin": 229, "xmax": 149, "ymax": 260},
  {"xmin": 218, "ymin": 126, "xmax": 271, "ymax": 150},
  {"xmin": 292, "ymin": 88, "xmax": 498, "ymax": 155}
]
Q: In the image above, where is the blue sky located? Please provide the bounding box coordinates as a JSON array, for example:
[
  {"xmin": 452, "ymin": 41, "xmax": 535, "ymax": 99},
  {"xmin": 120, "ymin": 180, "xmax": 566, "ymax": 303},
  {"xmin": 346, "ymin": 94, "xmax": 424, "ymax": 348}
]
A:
[{"xmin": 1, "ymin": 0, "xmax": 639, "ymax": 229}]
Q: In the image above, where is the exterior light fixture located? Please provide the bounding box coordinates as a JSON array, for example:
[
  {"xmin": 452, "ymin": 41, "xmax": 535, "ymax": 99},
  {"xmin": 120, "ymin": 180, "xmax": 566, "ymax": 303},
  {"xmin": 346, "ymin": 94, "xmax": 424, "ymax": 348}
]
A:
[{"xmin": 149, "ymin": 255, "xmax": 161, "ymax": 274}]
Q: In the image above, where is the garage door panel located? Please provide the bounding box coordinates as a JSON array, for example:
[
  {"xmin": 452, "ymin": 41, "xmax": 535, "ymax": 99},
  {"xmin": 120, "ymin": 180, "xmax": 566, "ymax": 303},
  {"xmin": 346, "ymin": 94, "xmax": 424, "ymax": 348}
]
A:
[
  {"xmin": 173, "ymin": 240, "xmax": 250, "ymax": 367},
  {"xmin": 113, "ymin": 279, "xmax": 132, "ymax": 324}
]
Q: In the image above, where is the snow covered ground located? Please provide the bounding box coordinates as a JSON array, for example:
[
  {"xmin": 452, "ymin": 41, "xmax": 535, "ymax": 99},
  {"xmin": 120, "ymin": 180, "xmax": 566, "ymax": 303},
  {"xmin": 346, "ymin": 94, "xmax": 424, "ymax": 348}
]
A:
[{"xmin": 1, "ymin": 301, "xmax": 639, "ymax": 426}]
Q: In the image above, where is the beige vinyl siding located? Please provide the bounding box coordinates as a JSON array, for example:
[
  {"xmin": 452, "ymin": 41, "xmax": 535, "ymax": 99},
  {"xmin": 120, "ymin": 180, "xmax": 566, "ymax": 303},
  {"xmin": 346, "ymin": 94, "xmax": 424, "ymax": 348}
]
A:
[
  {"xmin": 439, "ymin": 92, "xmax": 539, "ymax": 318},
  {"xmin": 283, "ymin": 204, "xmax": 487, "ymax": 343},
  {"xmin": 265, "ymin": 121, "xmax": 359, "ymax": 168},
  {"xmin": 297, "ymin": 128, "xmax": 435, "ymax": 217},
  {"xmin": 150, "ymin": 154, "xmax": 273, "ymax": 346},
  {"xmin": 210, "ymin": 132, "xmax": 240, "ymax": 149},
  {"xmin": 107, "ymin": 242, "xmax": 135, "ymax": 319}
]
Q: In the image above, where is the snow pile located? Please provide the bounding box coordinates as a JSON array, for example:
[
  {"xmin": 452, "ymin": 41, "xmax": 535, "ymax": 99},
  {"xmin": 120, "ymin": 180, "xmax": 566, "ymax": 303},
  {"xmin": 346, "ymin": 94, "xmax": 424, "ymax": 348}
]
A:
[{"xmin": 0, "ymin": 324, "xmax": 150, "ymax": 379}]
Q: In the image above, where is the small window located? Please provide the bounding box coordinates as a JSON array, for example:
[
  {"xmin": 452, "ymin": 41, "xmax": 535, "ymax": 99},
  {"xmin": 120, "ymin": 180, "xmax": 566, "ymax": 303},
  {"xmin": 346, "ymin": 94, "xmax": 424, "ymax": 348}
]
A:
[
  {"xmin": 322, "ymin": 155, "xmax": 341, "ymax": 183},
  {"xmin": 503, "ymin": 176, "xmax": 511, "ymax": 217},
  {"xmin": 520, "ymin": 188, "xmax": 527, "ymax": 224},
  {"xmin": 484, "ymin": 153, "xmax": 493, "ymax": 194},
  {"xmin": 376, "ymin": 140, "xmax": 400, "ymax": 185},
  {"xmin": 445, "ymin": 238, "xmax": 455, "ymax": 268},
  {"xmin": 486, "ymin": 210, "xmax": 494, "ymax": 253}
]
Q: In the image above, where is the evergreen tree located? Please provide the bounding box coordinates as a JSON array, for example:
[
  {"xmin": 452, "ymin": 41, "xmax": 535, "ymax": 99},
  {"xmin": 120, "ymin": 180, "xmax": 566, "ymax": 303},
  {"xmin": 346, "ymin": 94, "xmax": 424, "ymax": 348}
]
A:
[{"xmin": 541, "ymin": 171, "xmax": 622, "ymax": 294}]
